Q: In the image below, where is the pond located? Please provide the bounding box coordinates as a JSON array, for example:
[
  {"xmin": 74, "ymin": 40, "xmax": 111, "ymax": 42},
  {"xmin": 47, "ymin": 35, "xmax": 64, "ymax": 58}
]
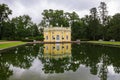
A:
[{"xmin": 0, "ymin": 43, "xmax": 120, "ymax": 80}]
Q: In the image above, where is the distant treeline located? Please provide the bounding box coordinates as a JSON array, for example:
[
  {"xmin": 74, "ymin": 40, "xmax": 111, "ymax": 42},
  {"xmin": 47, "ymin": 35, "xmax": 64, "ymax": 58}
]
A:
[{"xmin": 0, "ymin": 2, "xmax": 120, "ymax": 41}]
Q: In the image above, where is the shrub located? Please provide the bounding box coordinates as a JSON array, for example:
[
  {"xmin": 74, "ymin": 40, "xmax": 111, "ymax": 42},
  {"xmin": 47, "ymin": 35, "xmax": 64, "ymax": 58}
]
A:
[{"xmin": 21, "ymin": 39, "xmax": 33, "ymax": 42}]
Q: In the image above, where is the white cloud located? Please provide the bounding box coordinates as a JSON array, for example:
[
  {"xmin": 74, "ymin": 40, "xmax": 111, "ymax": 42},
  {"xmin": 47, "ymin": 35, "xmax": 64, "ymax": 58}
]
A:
[{"xmin": 107, "ymin": 0, "xmax": 120, "ymax": 15}]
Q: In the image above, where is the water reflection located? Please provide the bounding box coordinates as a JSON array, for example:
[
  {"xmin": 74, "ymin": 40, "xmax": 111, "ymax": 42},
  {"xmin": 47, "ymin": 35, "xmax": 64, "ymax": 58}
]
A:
[
  {"xmin": 44, "ymin": 43, "xmax": 71, "ymax": 59},
  {"xmin": 42, "ymin": 44, "xmax": 72, "ymax": 73},
  {"xmin": 0, "ymin": 43, "xmax": 120, "ymax": 80}
]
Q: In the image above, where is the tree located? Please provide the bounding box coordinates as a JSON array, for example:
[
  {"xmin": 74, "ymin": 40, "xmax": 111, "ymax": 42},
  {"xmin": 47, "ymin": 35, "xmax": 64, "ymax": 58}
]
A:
[
  {"xmin": 0, "ymin": 4, "xmax": 12, "ymax": 39},
  {"xmin": 90, "ymin": 7, "xmax": 98, "ymax": 20},
  {"xmin": 98, "ymin": 2, "xmax": 108, "ymax": 40},
  {"xmin": 30, "ymin": 24, "xmax": 40, "ymax": 37},
  {"xmin": 11, "ymin": 15, "xmax": 38, "ymax": 39},
  {"xmin": 69, "ymin": 12, "xmax": 81, "ymax": 40},
  {"xmin": 2, "ymin": 21, "xmax": 16, "ymax": 40},
  {"xmin": 40, "ymin": 9, "xmax": 70, "ymax": 27},
  {"xmin": 40, "ymin": 9, "xmax": 82, "ymax": 40},
  {"xmin": 99, "ymin": 2, "xmax": 108, "ymax": 26},
  {"xmin": 107, "ymin": 13, "xmax": 120, "ymax": 41},
  {"xmin": 89, "ymin": 7, "xmax": 100, "ymax": 40}
]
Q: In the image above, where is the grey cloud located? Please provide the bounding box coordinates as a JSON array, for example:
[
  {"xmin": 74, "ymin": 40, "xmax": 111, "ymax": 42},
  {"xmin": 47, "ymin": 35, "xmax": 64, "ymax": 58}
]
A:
[
  {"xmin": 49, "ymin": 0, "xmax": 98, "ymax": 11},
  {"xmin": 0, "ymin": 0, "xmax": 120, "ymax": 24}
]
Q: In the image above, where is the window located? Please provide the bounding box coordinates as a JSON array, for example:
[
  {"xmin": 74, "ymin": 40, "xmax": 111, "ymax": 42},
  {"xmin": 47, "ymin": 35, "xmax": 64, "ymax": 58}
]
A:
[
  {"xmin": 52, "ymin": 36, "xmax": 55, "ymax": 40},
  {"xmin": 66, "ymin": 45, "xmax": 68, "ymax": 50},
  {"xmin": 46, "ymin": 46, "xmax": 48, "ymax": 50},
  {"xmin": 46, "ymin": 36, "xmax": 48, "ymax": 40},
  {"xmin": 62, "ymin": 36, "xmax": 64, "ymax": 40},
  {"xmin": 66, "ymin": 35, "xmax": 68, "ymax": 40},
  {"xmin": 56, "ymin": 35, "xmax": 60, "ymax": 40},
  {"xmin": 52, "ymin": 46, "xmax": 55, "ymax": 49},
  {"xmin": 56, "ymin": 45, "xmax": 60, "ymax": 50}
]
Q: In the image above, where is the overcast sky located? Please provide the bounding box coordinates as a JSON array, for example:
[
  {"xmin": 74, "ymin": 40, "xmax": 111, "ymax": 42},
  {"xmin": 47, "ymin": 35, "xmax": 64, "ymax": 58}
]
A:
[{"xmin": 1, "ymin": 0, "xmax": 120, "ymax": 24}]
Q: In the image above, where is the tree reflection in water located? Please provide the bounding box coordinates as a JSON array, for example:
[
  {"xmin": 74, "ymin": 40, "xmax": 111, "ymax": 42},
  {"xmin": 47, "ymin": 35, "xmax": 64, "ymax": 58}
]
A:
[
  {"xmin": 0, "ymin": 44, "xmax": 42, "ymax": 80},
  {"xmin": 0, "ymin": 43, "xmax": 120, "ymax": 80}
]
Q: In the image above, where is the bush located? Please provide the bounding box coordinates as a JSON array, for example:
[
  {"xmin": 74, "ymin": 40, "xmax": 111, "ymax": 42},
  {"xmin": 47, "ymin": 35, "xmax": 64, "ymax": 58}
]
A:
[
  {"xmin": 22, "ymin": 36, "xmax": 44, "ymax": 42},
  {"xmin": 35, "ymin": 36, "xmax": 44, "ymax": 41},
  {"xmin": 80, "ymin": 39, "xmax": 90, "ymax": 41},
  {"xmin": 21, "ymin": 39, "xmax": 33, "ymax": 42}
]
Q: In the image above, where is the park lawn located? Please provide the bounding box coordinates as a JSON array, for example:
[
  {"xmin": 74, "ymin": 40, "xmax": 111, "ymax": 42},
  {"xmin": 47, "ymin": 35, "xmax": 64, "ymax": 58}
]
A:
[
  {"xmin": 88, "ymin": 41, "xmax": 120, "ymax": 45},
  {"xmin": 0, "ymin": 40, "xmax": 7, "ymax": 42},
  {"xmin": 0, "ymin": 42, "xmax": 27, "ymax": 49}
]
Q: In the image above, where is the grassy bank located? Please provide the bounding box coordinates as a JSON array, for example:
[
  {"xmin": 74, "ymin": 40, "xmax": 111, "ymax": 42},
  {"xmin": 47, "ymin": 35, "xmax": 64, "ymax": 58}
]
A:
[
  {"xmin": 0, "ymin": 41, "xmax": 27, "ymax": 49},
  {"xmin": 88, "ymin": 41, "xmax": 120, "ymax": 46},
  {"xmin": 0, "ymin": 40, "xmax": 7, "ymax": 42}
]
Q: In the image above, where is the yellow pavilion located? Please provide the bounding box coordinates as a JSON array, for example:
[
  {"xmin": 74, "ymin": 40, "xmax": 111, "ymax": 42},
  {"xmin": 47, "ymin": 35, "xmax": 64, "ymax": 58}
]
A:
[{"xmin": 43, "ymin": 26, "xmax": 71, "ymax": 42}]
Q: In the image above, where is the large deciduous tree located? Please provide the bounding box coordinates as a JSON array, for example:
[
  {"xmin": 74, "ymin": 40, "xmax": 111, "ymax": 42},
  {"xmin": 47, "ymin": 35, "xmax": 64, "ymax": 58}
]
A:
[
  {"xmin": 107, "ymin": 13, "xmax": 120, "ymax": 41},
  {"xmin": 40, "ymin": 9, "xmax": 82, "ymax": 40},
  {"xmin": 0, "ymin": 4, "xmax": 12, "ymax": 39},
  {"xmin": 99, "ymin": 2, "xmax": 108, "ymax": 26},
  {"xmin": 2, "ymin": 21, "xmax": 16, "ymax": 40},
  {"xmin": 69, "ymin": 12, "xmax": 81, "ymax": 40},
  {"xmin": 89, "ymin": 7, "xmax": 100, "ymax": 40},
  {"xmin": 98, "ymin": 2, "xmax": 108, "ymax": 40},
  {"xmin": 11, "ymin": 15, "xmax": 39, "ymax": 40},
  {"xmin": 41, "ymin": 9, "xmax": 69, "ymax": 27}
]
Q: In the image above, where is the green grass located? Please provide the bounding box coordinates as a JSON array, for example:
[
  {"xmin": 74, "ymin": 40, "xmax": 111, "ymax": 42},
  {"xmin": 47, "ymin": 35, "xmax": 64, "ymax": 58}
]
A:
[
  {"xmin": 0, "ymin": 40, "xmax": 7, "ymax": 42},
  {"xmin": 0, "ymin": 42, "xmax": 26, "ymax": 49},
  {"xmin": 88, "ymin": 41, "xmax": 120, "ymax": 45}
]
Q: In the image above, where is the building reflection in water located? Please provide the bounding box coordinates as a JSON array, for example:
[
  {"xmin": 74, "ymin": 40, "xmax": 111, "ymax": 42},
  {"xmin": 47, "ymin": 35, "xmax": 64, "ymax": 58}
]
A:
[{"xmin": 43, "ymin": 43, "xmax": 71, "ymax": 59}]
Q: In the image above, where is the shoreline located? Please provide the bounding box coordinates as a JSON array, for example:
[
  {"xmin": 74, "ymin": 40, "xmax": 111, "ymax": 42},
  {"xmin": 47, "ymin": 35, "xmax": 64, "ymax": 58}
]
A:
[
  {"xmin": 0, "ymin": 41, "xmax": 120, "ymax": 53},
  {"xmin": 86, "ymin": 41, "xmax": 120, "ymax": 48},
  {"xmin": 0, "ymin": 42, "xmax": 28, "ymax": 53},
  {"xmin": 28, "ymin": 41, "xmax": 81, "ymax": 44},
  {"xmin": 0, "ymin": 41, "xmax": 80, "ymax": 52},
  {"xmin": 0, "ymin": 43, "xmax": 28, "ymax": 53}
]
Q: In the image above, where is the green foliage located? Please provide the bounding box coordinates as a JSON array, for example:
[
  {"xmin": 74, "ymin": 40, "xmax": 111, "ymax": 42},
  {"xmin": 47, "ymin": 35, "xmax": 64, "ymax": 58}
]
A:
[
  {"xmin": 106, "ymin": 13, "xmax": 120, "ymax": 41},
  {"xmin": 0, "ymin": 4, "xmax": 12, "ymax": 21},
  {"xmin": 11, "ymin": 15, "xmax": 33, "ymax": 38},
  {"xmin": 22, "ymin": 35, "xmax": 44, "ymax": 42},
  {"xmin": 34, "ymin": 35, "xmax": 44, "ymax": 41},
  {"xmin": 99, "ymin": 2, "xmax": 108, "ymax": 26},
  {"xmin": 1, "ymin": 2, "xmax": 120, "ymax": 41},
  {"xmin": 40, "ymin": 9, "xmax": 81, "ymax": 40},
  {"xmin": 0, "ymin": 4, "xmax": 40, "ymax": 40},
  {"xmin": 0, "ymin": 4, "xmax": 12, "ymax": 39},
  {"xmin": 2, "ymin": 21, "xmax": 15, "ymax": 40},
  {"xmin": 69, "ymin": 12, "xmax": 81, "ymax": 40},
  {"xmin": 21, "ymin": 39, "xmax": 33, "ymax": 42},
  {"xmin": 40, "ymin": 9, "xmax": 69, "ymax": 27},
  {"xmin": 2, "ymin": 15, "xmax": 40, "ymax": 40},
  {"xmin": 71, "ymin": 21, "xmax": 81, "ymax": 40}
]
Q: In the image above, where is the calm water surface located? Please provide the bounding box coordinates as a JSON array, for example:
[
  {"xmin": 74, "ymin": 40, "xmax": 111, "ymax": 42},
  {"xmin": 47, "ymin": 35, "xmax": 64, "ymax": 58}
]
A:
[{"xmin": 0, "ymin": 43, "xmax": 120, "ymax": 80}]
